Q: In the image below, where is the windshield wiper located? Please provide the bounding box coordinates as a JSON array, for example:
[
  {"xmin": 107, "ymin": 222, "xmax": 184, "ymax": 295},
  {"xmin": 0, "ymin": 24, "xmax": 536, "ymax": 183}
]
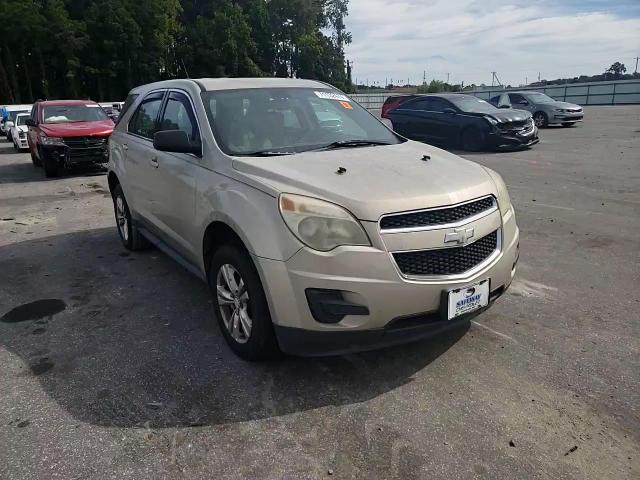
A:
[
  {"xmin": 240, "ymin": 149, "xmax": 297, "ymax": 157},
  {"xmin": 313, "ymin": 140, "xmax": 392, "ymax": 151}
]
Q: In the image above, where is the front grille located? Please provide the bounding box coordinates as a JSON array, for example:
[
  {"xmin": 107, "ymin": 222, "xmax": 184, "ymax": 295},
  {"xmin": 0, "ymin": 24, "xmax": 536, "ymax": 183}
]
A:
[
  {"xmin": 380, "ymin": 196, "xmax": 495, "ymax": 231},
  {"xmin": 63, "ymin": 136, "xmax": 108, "ymax": 149},
  {"xmin": 393, "ymin": 230, "xmax": 498, "ymax": 276},
  {"xmin": 499, "ymin": 120, "xmax": 528, "ymax": 131}
]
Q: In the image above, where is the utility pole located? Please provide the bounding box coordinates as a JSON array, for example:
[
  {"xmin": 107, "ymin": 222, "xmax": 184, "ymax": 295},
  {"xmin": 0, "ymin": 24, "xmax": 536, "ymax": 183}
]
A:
[
  {"xmin": 491, "ymin": 72, "xmax": 496, "ymax": 87},
  {"xmin": 538, "ymin": 72, "xmax": 541, "ymax": 82},
  {"xmin": 525, "ymin": 76, "xmax": 528, "ymax": 86},
  {"xmin": 446, "ymin": 72, "xmax": 450, "ymax": 84},
  {"xmin": 423, "ymin": 70, "xmax": 426, "ymax": 85},
  {"xmin": 635, "ymin": 56, "xmax": 639, "ymax": 74}
]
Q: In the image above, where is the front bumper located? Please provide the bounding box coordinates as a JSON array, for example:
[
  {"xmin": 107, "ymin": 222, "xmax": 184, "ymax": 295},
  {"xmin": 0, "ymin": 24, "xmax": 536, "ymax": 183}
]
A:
[
  {"xmin": 15, "ymin": 137, "xmax": 28, "ymax": 149},
  {"xmin": 488, "ymin": 126, "xmax": 539, "ymax": 150},
  {"xmin": 551, "ymin": 112, "xmax": 583, "ymax": 123},
  {"xmin": 41, "ymin": 143, "xmax": 109, "ymax": 166},
  {"xmin": 255, "ymin": 207, "xmax": 519, "ymax": 356}
]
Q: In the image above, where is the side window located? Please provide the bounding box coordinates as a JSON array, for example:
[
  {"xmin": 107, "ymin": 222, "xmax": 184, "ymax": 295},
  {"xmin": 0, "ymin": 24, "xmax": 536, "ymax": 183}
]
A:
[
  {"xmin": 509, "ymin": 93, "xmax": 526, "ymax": 105},
  {"xmin": 428, "ymin": 98, "xmax": 453, "ymax": 113},
  {"xmin": 405, "ymin": 99, "xmax": 430, "ymax": 111},
  {"xmin": 159, "ymin": 92, "xmax": 199, "ymax": 142},
  {"xmin": 129, "ymin": 92, "xmax": 165, "ymax": 139}
]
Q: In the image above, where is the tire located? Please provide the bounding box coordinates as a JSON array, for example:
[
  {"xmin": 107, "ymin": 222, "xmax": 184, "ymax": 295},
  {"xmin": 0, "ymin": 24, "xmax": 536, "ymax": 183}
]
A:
[
  {"xmin": 42, "ymin": 148, "xmax": 59, "ymax": 178},
  {"xmin": 533, "ymin": 111, "xmax": 548, "ymax": 128},
  {"xmin": 461, "ymin": 127, "xmax": 486, "ymax": 152},
  {"xmin": 112, "ymin": 184, "xmax": 151, "ymax": 251},
  {"xmin": 30, "ymin": 147, "xmax": 42, "ymax": 167},
  {"xmin": 561, "ymin": 122, "xmax": 575, "ymax": 127},
  {"xmin": 209, "ymin": 244, "xmax": 280, "ymax": 361}
]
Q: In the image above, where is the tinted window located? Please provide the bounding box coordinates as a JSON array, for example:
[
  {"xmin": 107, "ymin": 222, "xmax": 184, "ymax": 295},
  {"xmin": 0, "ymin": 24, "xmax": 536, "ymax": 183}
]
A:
[
  {"xmin": 405, "ymin": 99, "xmax": 430, "ymax": 111},
  {"xmin": 428, "ymin": 98, "xmax": 453, "ymax": 113},
  {"xmin": 202, "ymin": 88, "xmax": 400, "ymax": 156},
  {"xmin": 129, "ymin": 92, "xmax": 164, "ymax": 139},
  {"xmin": 509, "ymin": 94, "xmax": 527, "ymax": 104},
  {"xmin": 16, "ymin": 115, "xmax": 29, "ymax": 126},
  {"xmin": 42, "ymin": 105, "xmax": 108, "ymax": 123},
  {"xmin": 159, "ymin": 92, "xmax": 199, "ymax": 142}
]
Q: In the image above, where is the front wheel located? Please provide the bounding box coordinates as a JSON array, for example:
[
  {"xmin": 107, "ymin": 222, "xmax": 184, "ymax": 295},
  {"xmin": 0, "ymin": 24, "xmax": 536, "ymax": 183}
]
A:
[
  {"xmin": 533, "ymin": 112, "xmax": 549, "ymax": 128},
  {"xmin": 461, "ymin": 127, "xmax": 486, "ymax": 152},
  {"xmin": 42, "ymin": 148, "xmax": 59, "ymax": 177},
  {"xmin": 209, "ymin": 244, "xmax": 280, "ymax": 360}
]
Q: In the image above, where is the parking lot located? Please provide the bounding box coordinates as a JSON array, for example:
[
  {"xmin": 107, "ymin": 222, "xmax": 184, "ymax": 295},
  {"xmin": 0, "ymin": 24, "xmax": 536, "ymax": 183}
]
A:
[{"xmin": 0, "ymin": 105, "xmax": 638, "ymax": 479}]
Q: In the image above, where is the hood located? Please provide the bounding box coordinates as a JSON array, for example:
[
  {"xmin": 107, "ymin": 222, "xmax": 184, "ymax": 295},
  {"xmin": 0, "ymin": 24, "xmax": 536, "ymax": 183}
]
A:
[
  {"xmin": 547, "ymin": 101, "xmax": 581, "ymax": 110},
  {"xmin": 484, "ymin": 109, "xmax": 531, "ymax": 123},
  {"xmin": 232, "ymin": 141, "xmax": 497, "ymax": 221},
  {"xmin": 39, "ymin": 120, "xmax": 114, "ymax": 137}
]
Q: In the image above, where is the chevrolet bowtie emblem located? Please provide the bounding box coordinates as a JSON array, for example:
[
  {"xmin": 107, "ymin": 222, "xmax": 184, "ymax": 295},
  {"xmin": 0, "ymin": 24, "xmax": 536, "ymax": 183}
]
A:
[{"xmin": 444, "ymin": 227, "xmax": 475, "ymax": 245}]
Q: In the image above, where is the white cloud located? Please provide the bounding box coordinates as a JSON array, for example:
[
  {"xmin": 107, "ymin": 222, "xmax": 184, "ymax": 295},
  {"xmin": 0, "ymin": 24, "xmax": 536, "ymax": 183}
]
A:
[{"xmin": 345, "ymin": 0, "xmax": 640, "ymax": 87}]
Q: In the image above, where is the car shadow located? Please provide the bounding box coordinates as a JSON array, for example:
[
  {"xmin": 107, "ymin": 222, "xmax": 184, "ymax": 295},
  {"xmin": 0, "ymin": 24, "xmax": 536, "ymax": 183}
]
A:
[
  {"xmin": 0, "ymin": 158, "xmax": 106, "ymax": 185},
  {"xmin": 0, "ymin": 227, "xmax": 469, "ymax": 429}
]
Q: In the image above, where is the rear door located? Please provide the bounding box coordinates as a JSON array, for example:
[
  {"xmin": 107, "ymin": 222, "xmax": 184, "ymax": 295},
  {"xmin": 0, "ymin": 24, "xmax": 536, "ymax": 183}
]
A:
[
  {"xmin": 390, "ymin": 98, "xmax": 431, "ymax": 140},
  {"xmin": 124, "ymin": 90, "xmax": 166, "ymax": 226},
  {"xmin": 145, "ymin": 90, "xmax": 201, "ymax": 262}
]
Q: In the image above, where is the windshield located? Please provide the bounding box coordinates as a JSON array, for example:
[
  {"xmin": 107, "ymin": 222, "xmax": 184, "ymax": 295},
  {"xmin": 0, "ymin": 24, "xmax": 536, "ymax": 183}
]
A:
[
  {"xmin": 16, "ymin": 115, "xmax": 29, "ymax": 126},
  {"xmin": 526, "ymin": 92, "xmax": 555, "ymax": 103},
  {"xmin": 8, "ymin": 110, "xmax": 29, "ymax": 121},
  {"xmin": 43, "ymin": 104, "xmax": 109, "ymax": 124},
  {"xmin": 201, "ymin": 88, "xmax": 401, "ymax": 156},
  {"xmin": 448, "ymin": 96, "xmax": 498, "ymax": 114}
]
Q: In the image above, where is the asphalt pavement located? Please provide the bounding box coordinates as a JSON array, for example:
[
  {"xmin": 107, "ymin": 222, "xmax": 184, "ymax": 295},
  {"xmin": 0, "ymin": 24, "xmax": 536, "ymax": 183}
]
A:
[{"xmin": 0, "ymin": 106, "xmax": 639, "ymax": 479}]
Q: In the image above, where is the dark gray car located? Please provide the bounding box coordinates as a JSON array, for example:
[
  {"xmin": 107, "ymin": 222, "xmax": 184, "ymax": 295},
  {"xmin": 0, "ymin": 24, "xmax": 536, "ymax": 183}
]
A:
[{"xmin": 490, "ymin": 91, "xmax": 583, "ymax": 128}]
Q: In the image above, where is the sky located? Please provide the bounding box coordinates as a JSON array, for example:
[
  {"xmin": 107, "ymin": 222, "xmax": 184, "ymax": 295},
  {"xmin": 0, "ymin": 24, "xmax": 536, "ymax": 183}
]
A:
[{"xmin": 344, "ymin": 0, "xmax": 640, "ymax": 87}]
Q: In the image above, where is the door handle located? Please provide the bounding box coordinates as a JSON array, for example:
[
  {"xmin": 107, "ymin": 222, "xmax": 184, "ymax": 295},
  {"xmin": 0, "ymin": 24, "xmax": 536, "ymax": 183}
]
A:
[{"xmin": 150, "ymin": 157, "xmax": 159, "ymax": 168}]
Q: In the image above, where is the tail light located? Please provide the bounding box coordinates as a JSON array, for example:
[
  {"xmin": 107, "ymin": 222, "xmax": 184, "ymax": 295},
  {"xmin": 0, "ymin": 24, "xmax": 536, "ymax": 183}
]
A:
[{"xmin": 381, "ymin": 97, "xmax": 409, "ymax": 119}]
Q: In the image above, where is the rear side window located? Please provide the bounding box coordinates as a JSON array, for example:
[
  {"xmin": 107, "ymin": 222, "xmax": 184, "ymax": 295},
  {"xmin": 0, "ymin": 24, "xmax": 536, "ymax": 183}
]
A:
[
  {"xmin": 428, "ymin": 98, "xmax": 453, "ymax": 113},
  {"xmin": 159, "ymin": 92, "xmax": 199, "ymax": 142},
  {"xmin": 129, "ymin": 92, "xmax": 164, "ymax": 139},
  {"xmin": 509, "ymin": 93, "xmax": 527, "ymax": 104},
  {"xmin": 404, "ymin": 99, "xmax": 430, "ymax": 111}
]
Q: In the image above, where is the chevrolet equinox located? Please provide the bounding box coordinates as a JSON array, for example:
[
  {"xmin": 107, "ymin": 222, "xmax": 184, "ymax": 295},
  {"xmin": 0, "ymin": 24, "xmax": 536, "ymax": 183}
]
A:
[{"xmin": 108, "ymin": 78, "xmax": 520, "ymax": 360}]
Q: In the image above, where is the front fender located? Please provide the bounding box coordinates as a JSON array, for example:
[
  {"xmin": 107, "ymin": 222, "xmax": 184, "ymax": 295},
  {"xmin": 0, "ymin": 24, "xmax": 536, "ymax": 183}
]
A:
[{"xmin": 196, "ymin": 177, "xmax": 302, "ymax": 268}]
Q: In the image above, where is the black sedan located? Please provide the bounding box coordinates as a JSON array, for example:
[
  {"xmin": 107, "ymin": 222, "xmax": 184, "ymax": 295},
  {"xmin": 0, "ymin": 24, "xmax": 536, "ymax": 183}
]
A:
[{"xmin": 382, "ymin": 93, "xmax": 539, "ymax": 151}]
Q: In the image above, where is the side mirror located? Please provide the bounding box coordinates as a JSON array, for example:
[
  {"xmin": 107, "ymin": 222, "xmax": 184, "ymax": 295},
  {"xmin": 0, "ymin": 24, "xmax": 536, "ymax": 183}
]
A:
[
  {"xmin": 25, "ymin": 118, "xmax": 36, "ymax": 127},
  {"xmin": 443, "ymin": 108, "xmax": 457, "ymax": 115},
  {"xmin": 153, "ymin": 130, "xmax": 201, "ymax": 156}
]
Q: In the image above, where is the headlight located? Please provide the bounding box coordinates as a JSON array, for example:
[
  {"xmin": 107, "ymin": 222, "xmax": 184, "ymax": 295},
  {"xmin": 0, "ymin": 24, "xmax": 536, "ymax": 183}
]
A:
[
  {"xmin": 279, "ymin": 193, "xmax": 371, "ymax": 252},
  {"xmin": 484, "ymin": 168, "xmax": 512, "ymax": 213},
  {"xmin": 41, "ymin": 136, "xmax": 64, "ymax": 146},
  {"xmin": 484, "ymin": 115, "xmax": 498, "ymax": 126}
]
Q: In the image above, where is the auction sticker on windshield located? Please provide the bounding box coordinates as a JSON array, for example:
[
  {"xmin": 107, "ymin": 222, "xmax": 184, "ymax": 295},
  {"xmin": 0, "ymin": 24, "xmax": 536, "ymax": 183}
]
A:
[
  {"xmin": 314, "ymin": 91, "xmax": 350, "ymax": 102},
  {"xmin": 447, "ymin": 279, "xmax": 489, "ymax": 320}
]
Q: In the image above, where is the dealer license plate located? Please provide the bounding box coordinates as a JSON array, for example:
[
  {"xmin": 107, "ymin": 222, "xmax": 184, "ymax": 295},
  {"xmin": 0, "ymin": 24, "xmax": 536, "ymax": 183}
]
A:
[{"xmin": 447, "ymin": 279, "xmax": 490, "ymax": 320}]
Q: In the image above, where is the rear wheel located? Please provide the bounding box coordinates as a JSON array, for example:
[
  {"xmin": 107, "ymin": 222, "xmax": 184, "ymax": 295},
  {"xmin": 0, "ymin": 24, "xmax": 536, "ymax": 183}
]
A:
[
  {"xmin": 209, "ymin": 244, "xmax": 280, "ymax": 361},
  {"xmin": 533, "ymin": 111, "xmax": 548, "ymax": 128},
  {"xmin": 561, "ymin": 122, "xmax": 575, "ymax": 127},
  {"xmin": 461, "ymin": 127, "xmax": 486, "ymax": 152},
  {"xmin": 112, "ymin": 184, "xmax": 151, "ymax": 251}
]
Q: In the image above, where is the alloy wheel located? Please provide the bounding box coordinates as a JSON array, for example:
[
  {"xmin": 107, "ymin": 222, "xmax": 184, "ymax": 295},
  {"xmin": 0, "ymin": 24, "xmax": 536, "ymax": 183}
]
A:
[
  {"xmin": 533, "ymin": 113, "xmax": 546, "ymax": 127},
  {"xmin": 216, "ymin": 264, "xmax": 252, "ymax": 344},
  {"xmin": 115, "ymin": 196, "xmax": 129, "ymax": 242}
]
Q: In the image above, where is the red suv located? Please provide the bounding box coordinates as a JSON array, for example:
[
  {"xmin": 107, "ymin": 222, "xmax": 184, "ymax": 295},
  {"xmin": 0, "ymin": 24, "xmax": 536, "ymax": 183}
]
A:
[{"xmin": 26, "ymin": 100, "xmax": 114, "ymax": 177}]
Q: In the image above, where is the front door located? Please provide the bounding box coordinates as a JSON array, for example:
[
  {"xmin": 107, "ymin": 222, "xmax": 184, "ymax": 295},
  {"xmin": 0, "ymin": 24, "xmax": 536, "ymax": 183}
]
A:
[{"xmin": 145, "ymin": 90, "xmax": 201, "ymax": 263}]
